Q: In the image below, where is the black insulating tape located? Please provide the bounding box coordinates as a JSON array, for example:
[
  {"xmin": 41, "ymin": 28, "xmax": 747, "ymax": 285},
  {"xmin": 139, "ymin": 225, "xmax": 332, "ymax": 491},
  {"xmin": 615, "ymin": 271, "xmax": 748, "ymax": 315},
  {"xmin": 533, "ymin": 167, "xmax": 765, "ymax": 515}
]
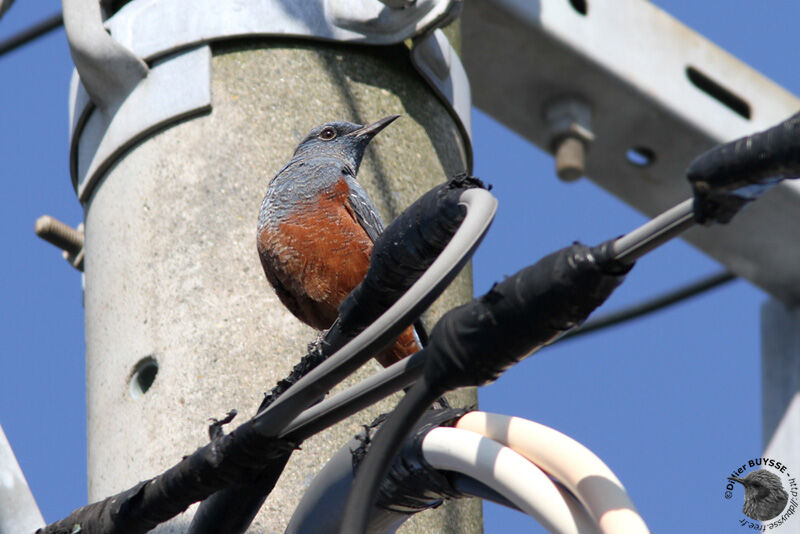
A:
[
  {"xmin": 338, "ymin": 174, "xmax": 486, "ymax": 334},
  {"xmin": 688, "ymin": 110, "xmax": 800, "ymax": 224},
  {"xmin": 424, "ymin": 243, "xmax": 630, "ymax": 390},
  {"xmin": 352, "ymin": 408, "xmax": 468, "ymax": 513}
]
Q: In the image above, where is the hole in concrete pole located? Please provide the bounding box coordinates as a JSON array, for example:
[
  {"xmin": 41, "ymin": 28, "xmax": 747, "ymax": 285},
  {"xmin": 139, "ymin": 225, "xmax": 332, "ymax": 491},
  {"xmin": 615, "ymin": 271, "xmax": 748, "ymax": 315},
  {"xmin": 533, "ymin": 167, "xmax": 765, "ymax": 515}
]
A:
[
  {"xmin": 568, "ymin": 0, "xmax": 588, "ymax": 15},
  {"xmin": 626, "ymin": 147, "xmax": 656, "ymax": 167},
  {"xmin": 129, "ymin": 356, "xmax": 158, "ymax": 399}
]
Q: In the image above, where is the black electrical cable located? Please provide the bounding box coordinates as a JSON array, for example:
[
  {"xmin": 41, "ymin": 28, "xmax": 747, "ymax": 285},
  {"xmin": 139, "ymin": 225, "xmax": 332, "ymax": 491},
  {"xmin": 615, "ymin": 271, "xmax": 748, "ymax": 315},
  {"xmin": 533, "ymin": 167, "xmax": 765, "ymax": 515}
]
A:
[
  {"xmin": 570, "ymin": 111, "xmax": 800, "ymax": 338},
  {"xmin": 604, "ymin": 111, "xmax": 800, "ymax": 266},
  {"xmin": 100, "ymin": 0, "xmax": 134, "ymax": 17},
  {"xmin": 341, "ymin": 377, "xmax": 443, "ymax": 533},
  {"xmin": 341, "ymin": 111, "xmax": 800, "ymax": 532},
  {"xmin": 281, "ymin": 351, "xmax": 425, "ymax": 442},
  {"xmin": 188, "ymin": 177, "xmax": 493, "ymax": 534},
  {"xmin": 688, "ymin": 110, "xmax": 800, "ymax": 224},
  {"xmin": 556, "ymin": 270, "xmax": 735, "ymax": 342},
  {"xmin": 286, "ymin": 408, "xmax": 511, "ymax": 534},
  {"xmin": 41, "ymin": 178, "xmax": 493, "ymax": 534},
  {"xmin": 450, "ymin": 474, "xmax": 521, "ymax": 512},
  {"xmin": 280, "ymin": 270, "xmax": 737, "ymax": 450},
  {"xmin": 0, "ymin": 12, "xmax": 62, "ymax": 57},
  {"xmin": 340, "ymin": 242, "xmax": 630, "ymax": 533},
  {"xmin": 285, "ymin": 433, "xmax": 410, "ymax": 534}
]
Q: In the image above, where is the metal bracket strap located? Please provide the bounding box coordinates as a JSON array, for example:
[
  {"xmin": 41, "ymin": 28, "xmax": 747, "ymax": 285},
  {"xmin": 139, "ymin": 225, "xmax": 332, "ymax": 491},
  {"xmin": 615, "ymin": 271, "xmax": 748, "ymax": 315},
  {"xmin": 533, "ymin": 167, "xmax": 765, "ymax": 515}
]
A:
[
  {"xmin": 65, "ymin": 0, "xmax": 472, "ymax": 203},
  {"xmin": 70, "ymin": 45, "xmax": 212, "ymax": 202}
]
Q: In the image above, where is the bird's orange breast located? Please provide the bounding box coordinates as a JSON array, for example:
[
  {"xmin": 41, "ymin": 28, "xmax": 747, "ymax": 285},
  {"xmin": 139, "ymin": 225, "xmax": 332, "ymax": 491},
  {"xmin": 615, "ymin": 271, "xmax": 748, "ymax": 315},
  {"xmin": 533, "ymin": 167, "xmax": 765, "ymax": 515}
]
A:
[{"xmin": 258, "ymin": 177, "xmax": 373, "ymax": 330}]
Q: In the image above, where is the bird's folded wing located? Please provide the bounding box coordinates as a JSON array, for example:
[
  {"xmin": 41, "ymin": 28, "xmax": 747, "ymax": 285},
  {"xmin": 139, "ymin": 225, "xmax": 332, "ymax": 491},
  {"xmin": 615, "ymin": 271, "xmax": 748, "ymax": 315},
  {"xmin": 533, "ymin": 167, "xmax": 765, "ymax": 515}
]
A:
[{"xmin": 345, "ymin": 176, "xmax": 386, "ymax": 244}]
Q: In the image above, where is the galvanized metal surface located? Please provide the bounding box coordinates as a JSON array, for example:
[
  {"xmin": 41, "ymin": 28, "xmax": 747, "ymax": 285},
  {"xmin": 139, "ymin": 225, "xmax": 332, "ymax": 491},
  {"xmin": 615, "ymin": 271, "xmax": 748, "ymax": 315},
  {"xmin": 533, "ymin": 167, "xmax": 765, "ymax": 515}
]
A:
[
  {"xmin": 463, "ymin": 0, "xmax": 800, "ymax": 303},
  {"xmin": 73, "ymin": 45, "xmax": 212, "ymax": 202},
  {"xmin": 81, "ymin": 40, "xmax": 479, "ymax": 533},
  {"xmin": 761, "ymin": 301, "xmax": 800, "ymax": 467},
  {"xmin": 0, "ymin": 425, "xmax": 44, "ymax": 534},
  {"xmin": 105, "ymin": 0, "xmax": 461, "ymax": 54},
  {"xmin": 543, "ymin": 97, "xmax": 594, "ymax": 181},
  {"xmin": 410, "ymin": 28, "xmax": 472, "ymax": 147},
  {"xmin": 61, "ymin": 0, "xmax": 147, "ymax": 111},
  {"xmin": 66, "ymin": 0, "xmax": 471, "ymax": 206}
]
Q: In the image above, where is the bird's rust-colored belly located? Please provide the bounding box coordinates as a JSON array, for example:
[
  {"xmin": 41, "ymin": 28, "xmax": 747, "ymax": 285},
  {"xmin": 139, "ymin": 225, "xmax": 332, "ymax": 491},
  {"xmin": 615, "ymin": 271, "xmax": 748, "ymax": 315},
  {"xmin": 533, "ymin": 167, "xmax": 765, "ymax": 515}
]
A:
[
  {"xmin": 258, "ymin": 179, "xmax": 373, "ymax": 330},
  {"xmin": 258, "ymin": 177, "xmax": 418, "ymax": 366}
]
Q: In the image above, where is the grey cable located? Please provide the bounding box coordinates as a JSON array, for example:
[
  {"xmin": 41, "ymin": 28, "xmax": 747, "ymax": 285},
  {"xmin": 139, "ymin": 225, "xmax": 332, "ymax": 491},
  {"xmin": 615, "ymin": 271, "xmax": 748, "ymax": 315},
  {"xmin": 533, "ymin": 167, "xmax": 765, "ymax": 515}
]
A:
[
  {"xmin": 610, "ymin": 198, "xmax": 695, "ymax": 264},
  {"xmin": 251, "ymin": 188, "xmax": 497, "ymax": 435},
  {"xmin": 281, "ymin": 351, "xmax": 425, "ymax": 441}
]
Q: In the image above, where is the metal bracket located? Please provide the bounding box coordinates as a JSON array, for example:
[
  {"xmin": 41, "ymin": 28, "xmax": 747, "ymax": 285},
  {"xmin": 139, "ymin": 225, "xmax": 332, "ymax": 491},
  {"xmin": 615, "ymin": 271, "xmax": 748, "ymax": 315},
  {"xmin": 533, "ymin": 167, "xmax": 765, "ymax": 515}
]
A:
[
  {"xmin": 66, "ymin": 0, "xmax": 471, "ymax": 202},
  {"xmin": 62, "ymin": 0, "xmax": 148, "ymax": 112},
  {"xmin": 411, "ymin": 28, "xmax": 473, "ymax": 152},
  {"xmin": 71, "ymin": 45, "xmax": 212, "ymax": 202},
  {"xmin": 105, "ymin": 0, "xmax": 462, "ymax": 54},
  {"xmin": 463, "ymin": 0, "xmax": 800, "ymax": 302},
  {"xmin": 543, "ymin": 97, "xmax": 594, "ymax": 182}
]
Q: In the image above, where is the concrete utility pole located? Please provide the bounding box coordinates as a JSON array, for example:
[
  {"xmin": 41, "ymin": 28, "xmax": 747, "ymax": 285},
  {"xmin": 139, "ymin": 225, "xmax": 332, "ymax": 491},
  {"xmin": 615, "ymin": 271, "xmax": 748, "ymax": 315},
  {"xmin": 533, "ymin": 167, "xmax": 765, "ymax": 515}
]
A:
[{"xmin": 63, "ymin": 1, "xmax": 480, "ymax": 532}]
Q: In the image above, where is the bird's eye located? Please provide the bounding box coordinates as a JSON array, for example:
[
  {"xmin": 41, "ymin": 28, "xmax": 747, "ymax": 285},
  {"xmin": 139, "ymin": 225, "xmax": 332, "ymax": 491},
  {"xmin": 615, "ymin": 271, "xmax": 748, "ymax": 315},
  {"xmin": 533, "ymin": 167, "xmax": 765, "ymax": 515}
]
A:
[{"xmin": 320, "ymin": 127, "xmax": 336, "ymax": 140}]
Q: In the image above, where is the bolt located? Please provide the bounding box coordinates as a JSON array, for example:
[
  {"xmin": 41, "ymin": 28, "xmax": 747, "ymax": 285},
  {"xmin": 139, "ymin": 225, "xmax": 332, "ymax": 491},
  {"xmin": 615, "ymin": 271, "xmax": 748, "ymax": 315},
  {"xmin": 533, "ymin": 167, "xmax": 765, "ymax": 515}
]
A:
[
  {"xmin": 34, "ymin": 215, "xmax": 83, "ymax": 256},
  {"xmin": 544, "ymin": 97, "xmax": 594, "ymax": 182},
  {"xmin": 553, "ymin": 135, "xmax": 587, "ymax": 182}
]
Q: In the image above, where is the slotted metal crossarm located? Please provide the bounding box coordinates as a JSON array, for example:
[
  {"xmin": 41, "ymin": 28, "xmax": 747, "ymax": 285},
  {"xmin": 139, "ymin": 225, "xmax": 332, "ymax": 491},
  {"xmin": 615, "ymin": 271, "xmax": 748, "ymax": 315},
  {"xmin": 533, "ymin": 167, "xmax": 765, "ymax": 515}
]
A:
[{"xmin": 463, "ymin": 0, "xmax": 800, "ymax": 303}]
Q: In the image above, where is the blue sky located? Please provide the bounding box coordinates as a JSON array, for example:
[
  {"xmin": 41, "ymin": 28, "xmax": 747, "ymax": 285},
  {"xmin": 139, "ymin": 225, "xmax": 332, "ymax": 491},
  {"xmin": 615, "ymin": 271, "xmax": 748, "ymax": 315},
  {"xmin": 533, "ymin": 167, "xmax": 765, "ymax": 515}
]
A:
[{"xmin": 0, "ymin": 2, "xmax": 797, "ymax": 532}]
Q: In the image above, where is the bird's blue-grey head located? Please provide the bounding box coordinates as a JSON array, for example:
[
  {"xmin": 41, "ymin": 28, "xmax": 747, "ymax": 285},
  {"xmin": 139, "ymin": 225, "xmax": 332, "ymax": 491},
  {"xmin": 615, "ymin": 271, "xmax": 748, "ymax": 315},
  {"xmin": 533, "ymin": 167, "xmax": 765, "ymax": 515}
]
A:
[
  {"xmin": 291, "ymin": 115, "xmax": 400, "ymax": 174},
  {"xmin": 258, "ymin": 116, "xmax": 399, "ymax": 231}
]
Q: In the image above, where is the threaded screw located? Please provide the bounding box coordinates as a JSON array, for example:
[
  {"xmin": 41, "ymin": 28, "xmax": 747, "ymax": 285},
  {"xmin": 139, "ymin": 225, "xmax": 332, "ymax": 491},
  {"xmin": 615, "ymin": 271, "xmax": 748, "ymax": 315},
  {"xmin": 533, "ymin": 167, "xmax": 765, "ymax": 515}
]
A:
[{"xmin": 34, "ymin": 215, "xmax": 83, "ymax": 256}]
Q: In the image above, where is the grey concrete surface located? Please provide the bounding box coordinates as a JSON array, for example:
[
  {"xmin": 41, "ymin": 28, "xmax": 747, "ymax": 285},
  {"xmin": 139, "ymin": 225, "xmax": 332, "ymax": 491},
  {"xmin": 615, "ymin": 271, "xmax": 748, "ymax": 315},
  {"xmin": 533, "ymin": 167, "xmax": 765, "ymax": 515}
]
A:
[{"xmin": 81, "ymin": 39, "xmax": 480, "ymax": 532}]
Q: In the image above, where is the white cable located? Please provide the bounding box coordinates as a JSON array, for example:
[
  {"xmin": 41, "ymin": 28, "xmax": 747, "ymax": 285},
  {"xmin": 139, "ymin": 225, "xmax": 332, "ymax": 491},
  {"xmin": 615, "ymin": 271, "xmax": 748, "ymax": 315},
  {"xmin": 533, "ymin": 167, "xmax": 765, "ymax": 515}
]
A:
[
  {"xmin": 422, "ymin": 427, "xmax": 600, "ymax": 534},
  {"xmin": 456, "ymin": 412, "xmax": 649, "ymax": 534}
]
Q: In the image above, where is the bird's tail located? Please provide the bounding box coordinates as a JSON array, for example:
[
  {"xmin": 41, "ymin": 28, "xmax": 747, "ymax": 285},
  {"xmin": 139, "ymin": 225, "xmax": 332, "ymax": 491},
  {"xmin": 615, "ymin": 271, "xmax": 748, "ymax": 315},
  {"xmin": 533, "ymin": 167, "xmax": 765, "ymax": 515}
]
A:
[{"xmin": 374, "ymin": 325, "xmax": 419, "ymax": 368}]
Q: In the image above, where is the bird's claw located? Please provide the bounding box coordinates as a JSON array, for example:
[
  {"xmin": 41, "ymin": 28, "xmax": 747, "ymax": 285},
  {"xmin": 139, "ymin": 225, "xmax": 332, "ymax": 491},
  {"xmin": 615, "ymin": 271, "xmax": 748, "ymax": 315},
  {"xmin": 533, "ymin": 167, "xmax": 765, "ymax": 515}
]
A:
[{"xmin": 208, "ymin": 409, "xmax": 238, "ymax": 440}]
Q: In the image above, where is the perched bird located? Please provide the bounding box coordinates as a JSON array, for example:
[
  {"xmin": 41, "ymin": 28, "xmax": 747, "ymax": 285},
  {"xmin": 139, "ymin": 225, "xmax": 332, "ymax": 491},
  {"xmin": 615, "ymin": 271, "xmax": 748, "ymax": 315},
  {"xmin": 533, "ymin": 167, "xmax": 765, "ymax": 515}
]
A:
[
  {"xmin": 728, "ymin": 469, "xmax": 789, "ymax": 521},
  {"xmin": 257, "ymin": 116, "xmax": 418, "ymax": 367}
]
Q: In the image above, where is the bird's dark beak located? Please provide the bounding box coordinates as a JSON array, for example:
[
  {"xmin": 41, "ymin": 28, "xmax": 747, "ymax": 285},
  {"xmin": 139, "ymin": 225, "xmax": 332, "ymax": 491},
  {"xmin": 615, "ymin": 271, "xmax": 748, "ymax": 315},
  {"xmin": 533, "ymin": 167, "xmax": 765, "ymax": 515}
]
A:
[
  {"xmin": 729, "ymin": 477, "xmax": 745, "ymax": 485},
  {"xmin": 353, "ymin": 115, "xmax": 400, "ymax": 139}
]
